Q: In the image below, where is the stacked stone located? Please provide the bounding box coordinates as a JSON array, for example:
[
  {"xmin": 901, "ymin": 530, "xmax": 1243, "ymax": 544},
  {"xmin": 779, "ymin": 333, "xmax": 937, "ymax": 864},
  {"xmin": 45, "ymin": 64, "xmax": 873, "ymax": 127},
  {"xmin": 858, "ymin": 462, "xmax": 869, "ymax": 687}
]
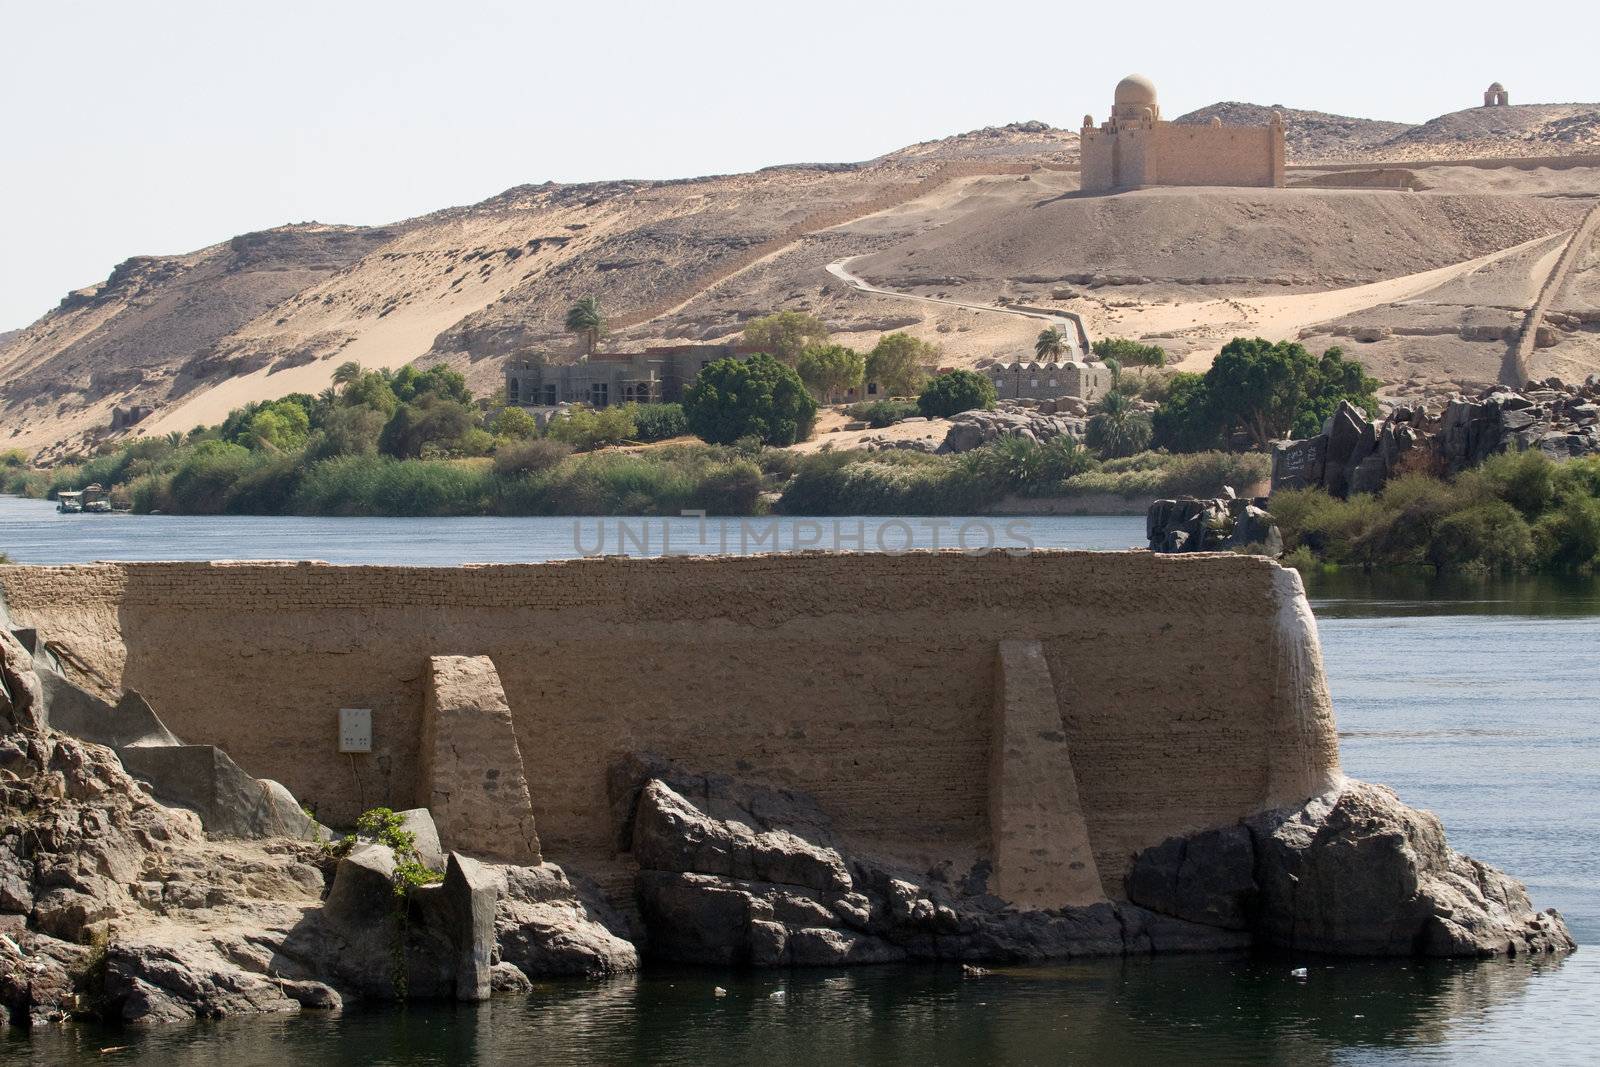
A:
[
  {"xmin": 1271, "ymin": 375, "xmax": 1600, "ymax": 498},
  {"xmin": 937, "ymin": 403, "xmax": 1087, "ymax": 454},
  {"xmin": 1146, "ymin": 492, "xmax": 1281, "ymax": 555}
]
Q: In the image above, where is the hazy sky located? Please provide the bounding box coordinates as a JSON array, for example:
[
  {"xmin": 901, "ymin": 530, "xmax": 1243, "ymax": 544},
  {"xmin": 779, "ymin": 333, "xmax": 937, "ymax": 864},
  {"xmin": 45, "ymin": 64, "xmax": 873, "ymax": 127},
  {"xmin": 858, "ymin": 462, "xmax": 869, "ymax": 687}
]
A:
[{"xmin": 2, "ymin": 0, "xmax": 1593, "ymax": 330}]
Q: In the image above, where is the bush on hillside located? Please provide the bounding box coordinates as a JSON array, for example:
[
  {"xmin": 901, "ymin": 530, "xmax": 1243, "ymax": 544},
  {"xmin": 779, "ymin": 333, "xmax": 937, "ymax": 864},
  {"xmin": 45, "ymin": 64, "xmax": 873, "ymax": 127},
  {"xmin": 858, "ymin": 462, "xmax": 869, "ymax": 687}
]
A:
[
  {"xmin": 917, "ymin": 370, "xmax": 996, "ymax": 419},
  {"xmin": 683, "ymin": 354, "xmax": 817, "ymax": 446},
  {"xmin": 625, "ymin": 402, "xmax": 688, "ymax": 442},
  {"xmin": 844, "ymin": 400, "xmax": 919, "ymax": 428}
]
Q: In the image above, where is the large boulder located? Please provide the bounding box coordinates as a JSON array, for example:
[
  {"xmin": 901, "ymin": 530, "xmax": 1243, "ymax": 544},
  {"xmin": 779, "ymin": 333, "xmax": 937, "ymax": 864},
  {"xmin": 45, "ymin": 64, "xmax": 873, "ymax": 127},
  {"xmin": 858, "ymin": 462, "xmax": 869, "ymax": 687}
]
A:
[
  {"xmin": 1128, "ymin": 780, "xmax": 1574, "ymax": 958},
  {"xmin": 103, "ymin": 941, "xmax": 299, "ymax": 1024},
  {"xmin": 622, "ymin": 763, "xmax": 1246, "ymax": 966},
  {"xmin": 1248, "ymin": 781, "xmax": 1574, "ymax": 957},
  {"xmin": 1126, "ymin": 825, "xmax": 1256, "ymax": 930},
  {"xmin": 0, "ymin": 628, "xmax": 44, "ymax": 735},
  {"xmin": 632, "ymin": 780, "xmax": 851, "ymax": 895},
  {"xmin": 495, "ymin": 863, "xmax": 638, "ymax": 980}
]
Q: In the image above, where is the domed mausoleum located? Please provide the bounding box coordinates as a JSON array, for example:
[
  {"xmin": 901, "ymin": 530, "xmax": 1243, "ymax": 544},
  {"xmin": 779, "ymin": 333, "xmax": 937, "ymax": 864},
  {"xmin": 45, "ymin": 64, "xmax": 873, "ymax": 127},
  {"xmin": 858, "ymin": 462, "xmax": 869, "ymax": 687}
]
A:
[{"xmin": 1080, "ymin": 74, "xmax": 1285, "ymax": 194}]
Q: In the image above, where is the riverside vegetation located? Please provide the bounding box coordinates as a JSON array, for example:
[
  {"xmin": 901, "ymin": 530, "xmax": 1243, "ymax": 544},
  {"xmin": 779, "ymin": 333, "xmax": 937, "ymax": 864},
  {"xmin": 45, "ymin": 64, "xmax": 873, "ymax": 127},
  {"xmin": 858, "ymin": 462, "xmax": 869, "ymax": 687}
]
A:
[
  {"xmin": 1275, "ymin": 450, "xmax": 1600, "ymax": 575},
  {"xmin": 1, "ymin": 338, "xmax": 1267, "ymax": 516}
]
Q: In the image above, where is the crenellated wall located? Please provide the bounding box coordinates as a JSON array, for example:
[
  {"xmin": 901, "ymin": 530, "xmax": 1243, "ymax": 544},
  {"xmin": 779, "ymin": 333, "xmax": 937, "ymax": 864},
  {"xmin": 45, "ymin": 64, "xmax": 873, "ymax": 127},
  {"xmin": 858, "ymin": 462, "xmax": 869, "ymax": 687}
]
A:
[{"xmin": 0, "ymin": 552, "xmax": 1341, "ymax": 893}]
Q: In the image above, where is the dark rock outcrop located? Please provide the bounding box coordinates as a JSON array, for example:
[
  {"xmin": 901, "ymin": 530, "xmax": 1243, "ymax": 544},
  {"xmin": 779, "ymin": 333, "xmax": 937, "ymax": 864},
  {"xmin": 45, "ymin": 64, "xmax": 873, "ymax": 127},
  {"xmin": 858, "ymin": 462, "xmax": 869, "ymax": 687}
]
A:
[
  {"xmin": 1272, "ymin": 377, "xmax": 1600, "ymax": 498},
  {"xmin": 621, "ymin": 768, "xmax": 1247, "ymax": 967},
  {"xmin": 1146, "ymin": 493, "xmax": 1282, "ymax": 555},
  {"xmin": 1128, "ymin": 780, "xmax": 1575, "ymax": 958}
]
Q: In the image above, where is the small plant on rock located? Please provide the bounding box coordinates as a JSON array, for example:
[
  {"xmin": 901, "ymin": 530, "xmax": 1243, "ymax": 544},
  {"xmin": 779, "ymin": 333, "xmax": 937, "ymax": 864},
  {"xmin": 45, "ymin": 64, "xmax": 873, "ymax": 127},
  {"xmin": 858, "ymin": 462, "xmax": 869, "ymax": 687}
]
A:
[{"xmin": 354, "ymin": 806, "xmax": 443, "ymax": 998}]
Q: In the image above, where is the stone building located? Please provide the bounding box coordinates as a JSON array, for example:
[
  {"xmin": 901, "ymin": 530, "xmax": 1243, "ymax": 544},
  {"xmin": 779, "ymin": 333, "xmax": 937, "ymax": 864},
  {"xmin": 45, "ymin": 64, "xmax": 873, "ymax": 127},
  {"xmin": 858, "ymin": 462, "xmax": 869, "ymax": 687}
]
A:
[
  {"xmin": 1079, "ymin": 74, "xmax": 1285, "ymax": 194},
  {"xmin": 1483, "ymin": 82, "xmax": 1509, "ymax": 107},
  {"xmin": 987, "ymin": 360, "xmax": 1110, "ymax": 403},
  {"xmin": 505, "ymin": 344, "xmax": 762, "ymax": 408}
]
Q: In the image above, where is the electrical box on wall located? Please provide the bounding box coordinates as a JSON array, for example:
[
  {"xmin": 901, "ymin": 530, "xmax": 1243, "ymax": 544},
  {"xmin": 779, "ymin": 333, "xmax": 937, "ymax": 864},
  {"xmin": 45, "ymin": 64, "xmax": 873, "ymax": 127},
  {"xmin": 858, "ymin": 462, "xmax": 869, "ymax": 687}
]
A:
[{"xmin": 338, "ymin": 708, "xmax": 372, "ymax": 753}]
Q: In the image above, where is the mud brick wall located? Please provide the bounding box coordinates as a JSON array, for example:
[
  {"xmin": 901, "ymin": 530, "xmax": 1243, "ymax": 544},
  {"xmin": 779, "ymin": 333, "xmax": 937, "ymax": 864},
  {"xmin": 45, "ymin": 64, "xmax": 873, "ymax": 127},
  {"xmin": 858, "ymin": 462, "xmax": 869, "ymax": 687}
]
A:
[{"xmin": 0, "ymin": 552, "xmax": 1340, "ymax": 887}]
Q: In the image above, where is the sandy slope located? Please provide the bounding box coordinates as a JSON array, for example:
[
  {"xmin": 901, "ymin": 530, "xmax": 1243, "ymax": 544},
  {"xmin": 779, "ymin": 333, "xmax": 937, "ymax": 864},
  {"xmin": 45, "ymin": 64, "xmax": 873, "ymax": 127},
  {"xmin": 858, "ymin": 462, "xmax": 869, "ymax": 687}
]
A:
[{"xmin": 8, "ymin": 105, "xmax": 1600, "ymax": 458}]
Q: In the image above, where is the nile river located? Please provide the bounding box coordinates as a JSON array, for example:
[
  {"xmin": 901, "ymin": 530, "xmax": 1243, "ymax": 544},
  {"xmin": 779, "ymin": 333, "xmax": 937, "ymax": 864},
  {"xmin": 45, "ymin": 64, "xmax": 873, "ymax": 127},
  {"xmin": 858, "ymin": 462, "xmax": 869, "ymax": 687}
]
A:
[{"xmin": 2, "ymin": 496, "xmax": 1596, "ymax": 1064}]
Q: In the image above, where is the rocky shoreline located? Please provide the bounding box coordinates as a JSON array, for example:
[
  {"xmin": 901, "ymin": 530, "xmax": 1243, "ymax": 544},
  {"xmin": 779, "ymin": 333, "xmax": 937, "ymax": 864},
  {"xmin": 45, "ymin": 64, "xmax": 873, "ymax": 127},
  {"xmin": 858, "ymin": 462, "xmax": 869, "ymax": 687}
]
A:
[{"xmin": 0, "ymin": 597, "xmax": 1575, "ymax": 1032}]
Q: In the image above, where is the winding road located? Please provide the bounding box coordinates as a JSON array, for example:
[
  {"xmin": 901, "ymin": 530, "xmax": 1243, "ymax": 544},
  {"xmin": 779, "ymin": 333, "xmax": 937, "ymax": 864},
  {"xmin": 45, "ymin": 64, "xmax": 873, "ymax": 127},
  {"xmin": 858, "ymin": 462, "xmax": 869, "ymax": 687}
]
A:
[
  {"xmin": 826, "ymin": 256, "xmax": 1091, "ymax": 358},
  {"xmin": 1503, "ymin": 202, "xmax": 1600, "ymax": 387}
]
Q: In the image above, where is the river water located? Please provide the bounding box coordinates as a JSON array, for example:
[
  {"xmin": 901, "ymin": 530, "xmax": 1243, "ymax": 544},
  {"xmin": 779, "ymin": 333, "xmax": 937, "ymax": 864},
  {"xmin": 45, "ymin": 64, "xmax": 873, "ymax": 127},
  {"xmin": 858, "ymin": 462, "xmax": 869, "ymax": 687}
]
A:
[{"xmin": 3, "ymin": 497, "xmax": 1597, "ymax": 1064}]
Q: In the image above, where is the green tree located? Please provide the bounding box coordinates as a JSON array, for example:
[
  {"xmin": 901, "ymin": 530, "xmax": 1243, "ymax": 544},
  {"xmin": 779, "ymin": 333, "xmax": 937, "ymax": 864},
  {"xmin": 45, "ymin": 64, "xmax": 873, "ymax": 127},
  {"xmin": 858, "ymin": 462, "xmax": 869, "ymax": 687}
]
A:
[
  {"xmin": 684, "ymin": 354, "xmax": 818, "ymax": 446},
  {"xmin": 492, "ymin": 406, "xmax": 539, "ymax": 440},
  {"xmin": 565, "ymin": 296, "xmax": 605, "ymax": 356},
  {"xmin": 795, "ymin": 344, "xmax": 865, "ymax": 402},
  {"xmin": 1092, "ymin": 337, "xmax": 1167, "ymax": 367},
  {"xmin": 742, "ymin": 311, "xmax": 830, "ymax": 364},
  {"xmin": 306, "ymin": 406, "xmax": 386, "ymax": 461},
  {"xmin": 244, "ymin": 404, "xmax": 311, "ymax": 452},
  {"xmin": 545, "ymin": 406, "xmax": 638, "ymax": 451},
  {"xmin": 866, "ymin": 333, "xmax": 936, "ymax": 398},
  {"xmin": 332, "ymin": 361, "xmax": 364, "ymax": 387},
  {"xmin": 917, "ymin": 370, "xmax": 996, "ymax": 418},
  {"xmin": 1289, "ymin": 346, "xmax": 1381, "ymax": 440},
  {"xmin": 1035, "ymin": 327, "xmax": 1066, "ymax": 360},
  {"xmin": 1151, "ymin": 338, "xmax": 1378, "ymax": 452},
  {"xmin": 1084, "ymin": 391, "xmax": 1153, "ymax": 458},
  {"xmin": 391, "ymin": 364, "xmax": 470, "ymax": 405},
  {"xmin": 1150, "ymin": 372, "xmax": 1220, "ymax": 452},
  {"xmin": 342, "ymin": 371, "xmax": 400, "ymax": 414},
  {"xmin": 378, "ymin": 395, "xmax": 476, "ymax": 459}
]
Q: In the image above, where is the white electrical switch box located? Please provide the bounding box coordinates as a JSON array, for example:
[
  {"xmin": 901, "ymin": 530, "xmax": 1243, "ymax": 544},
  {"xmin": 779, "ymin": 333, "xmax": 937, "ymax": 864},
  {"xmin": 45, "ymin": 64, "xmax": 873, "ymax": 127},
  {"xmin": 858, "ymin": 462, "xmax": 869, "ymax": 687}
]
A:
[{"xmin": 339, "ymin": 708, "xmax": 372, "ymax": 753}]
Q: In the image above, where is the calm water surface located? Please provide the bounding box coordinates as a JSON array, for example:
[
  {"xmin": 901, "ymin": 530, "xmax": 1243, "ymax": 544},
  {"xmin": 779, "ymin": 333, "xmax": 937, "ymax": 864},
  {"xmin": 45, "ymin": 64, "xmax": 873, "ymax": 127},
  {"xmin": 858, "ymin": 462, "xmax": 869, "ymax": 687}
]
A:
[{"xmin": 3, "ymin": 498, "xmax": 1597, "ymax": 1064}]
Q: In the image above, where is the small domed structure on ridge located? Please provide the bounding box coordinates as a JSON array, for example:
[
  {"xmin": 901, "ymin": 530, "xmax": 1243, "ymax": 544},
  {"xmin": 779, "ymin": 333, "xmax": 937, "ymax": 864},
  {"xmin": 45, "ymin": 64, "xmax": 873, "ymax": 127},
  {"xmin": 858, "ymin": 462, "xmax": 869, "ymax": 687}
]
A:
[{"xmin": 1484, "ymin": 82, "xmax": 1509, "ymax": 107}]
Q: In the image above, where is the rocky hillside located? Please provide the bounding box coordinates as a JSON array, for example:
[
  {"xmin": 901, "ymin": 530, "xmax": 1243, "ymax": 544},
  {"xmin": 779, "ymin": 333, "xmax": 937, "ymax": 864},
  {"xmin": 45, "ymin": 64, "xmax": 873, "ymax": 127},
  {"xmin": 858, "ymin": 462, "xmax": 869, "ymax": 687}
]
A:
[
  {"xmin": 1175, "ymin": 102, "xmax": 1414, "ymax": 161},
  {"xmin": 0, "ymin": 225, "xmax": 397, "ymax": 458},
  {"xmin": 6, "ymin": 103, "xmax": 1600, "ymax": 460},
  {"xmin": 1377, "ymin": 103, "xmax": 1600, "ymax": 158},
  {"xmin": 877, "ymin": 120, "xmax": 1080, "ymax": 164}
]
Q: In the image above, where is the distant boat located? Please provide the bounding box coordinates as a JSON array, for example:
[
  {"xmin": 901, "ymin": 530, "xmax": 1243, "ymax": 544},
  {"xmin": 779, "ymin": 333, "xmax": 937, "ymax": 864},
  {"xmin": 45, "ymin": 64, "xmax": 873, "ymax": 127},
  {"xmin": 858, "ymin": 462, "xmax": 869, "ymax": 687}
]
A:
[{"xmin": 57, "ymin": 483, "xmax": 113, "ymax": 514}]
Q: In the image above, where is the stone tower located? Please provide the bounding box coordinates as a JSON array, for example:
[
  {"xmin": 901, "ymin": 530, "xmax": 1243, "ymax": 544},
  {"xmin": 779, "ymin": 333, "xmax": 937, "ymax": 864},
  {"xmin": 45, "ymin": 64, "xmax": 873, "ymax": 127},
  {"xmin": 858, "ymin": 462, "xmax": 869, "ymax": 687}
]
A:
[{"xmin": 1483, "ymin": 82, "xmax": 1509, "ymax": 107}]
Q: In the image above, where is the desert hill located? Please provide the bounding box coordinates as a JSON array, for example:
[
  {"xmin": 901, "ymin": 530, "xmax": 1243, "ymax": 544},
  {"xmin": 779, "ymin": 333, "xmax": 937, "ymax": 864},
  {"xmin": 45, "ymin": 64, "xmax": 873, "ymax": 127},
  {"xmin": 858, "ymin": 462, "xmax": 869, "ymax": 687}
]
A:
[
  {"xmin": 5, "ymin": 99, "xmax": 1600, "ymax": 459},
  {"xmin": 1174, "ymin": 102, "xmax": 1414, "ymax": 162},
  {"xmin": 877, "ymin": 121, "xmax": 1080, "ymax": 164}
]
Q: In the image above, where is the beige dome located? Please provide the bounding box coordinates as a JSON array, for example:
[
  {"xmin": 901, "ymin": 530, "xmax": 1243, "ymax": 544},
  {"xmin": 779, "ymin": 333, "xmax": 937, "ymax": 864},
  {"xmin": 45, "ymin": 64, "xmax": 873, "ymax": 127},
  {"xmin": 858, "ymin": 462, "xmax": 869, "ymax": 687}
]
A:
[
  {"xmin": 1114, "ymin": 74, "xmax": 1158, "ymax": 107},
  {"xmin": 1487, "ymin": 81, "xmax": 1505, "ymax": 92}
]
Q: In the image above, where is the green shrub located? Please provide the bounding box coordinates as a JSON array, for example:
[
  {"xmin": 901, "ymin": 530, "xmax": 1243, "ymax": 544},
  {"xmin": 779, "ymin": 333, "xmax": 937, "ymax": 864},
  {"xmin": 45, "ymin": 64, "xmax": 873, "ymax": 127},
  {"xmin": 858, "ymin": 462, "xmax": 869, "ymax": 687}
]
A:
[
  {"xmin": 1427, "ymin": 500, "xmax": 1535, "ymax": 573},
  {"xmin": 167, "ymin": 441, "xmax": 255, "ymax": 515},
  {"xmin": 1059, "ymin": 451, "xmax": 1269, "ymax": 500},
  {"xmin": 545, "ymin": 406, "xmax": 638, "ymax": 451},
  {"xmin": 293, "ymin": 456, "xmax": 489, "ymax": 516},
  {"xmin": 1092, "ymin": 337, "xmax": 1167, "ymax": 367},
  {"xmin": 491, "ymin": 406, "xmax": 539, "ymax": 440},
  {"xmin": 844, "ymin": 400, "xmax": 919, "ymax": 428},
  {"xmin": 626, "ymin": 402, "xmax": 688, "ymax": 442},
  {"xmin": 917, "ymin": 370, "xmax": 996, "ymax": 419},
  {"xmin": 684, "ymin": 354, "xmax": 817, "ymax": 446},
  {"xmin": 1533, "ymin": 496, "xmax": 1600, "ymax": 571},
  {"xmin": 1084, "ymin": 393, "xmax": 1153, "ymax": 459},
  {"xmin": 778, "ymin": 451, "xmax": 990, "ymax": 515},
  {"xmin": 493, "ymin": 437, "xmax": 571, "ymax": 478}
]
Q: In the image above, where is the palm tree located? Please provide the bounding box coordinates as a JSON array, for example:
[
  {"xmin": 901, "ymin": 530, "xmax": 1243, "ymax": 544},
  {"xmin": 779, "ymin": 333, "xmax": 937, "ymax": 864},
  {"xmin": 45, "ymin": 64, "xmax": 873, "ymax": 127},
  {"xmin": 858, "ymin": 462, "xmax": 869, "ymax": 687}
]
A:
[
  {"xmin": 565, "ymin": 296, "xmax": 604, "ymax": 358},
  {"xmin": 1035, "ymin": 327, "xmax": 1065, "ymax": 361},
  {"xmin": 331, "ymin": 361, "xmax": 363, "ymax": 387}
]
